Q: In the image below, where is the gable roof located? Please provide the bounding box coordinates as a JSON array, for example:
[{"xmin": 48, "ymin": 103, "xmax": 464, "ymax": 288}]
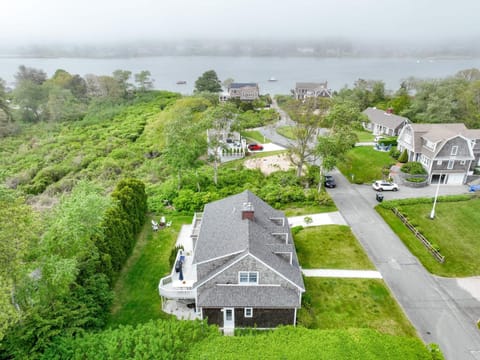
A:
[
  {"xmin": 295, "ymin": 82, "xmax": 328, "ymax": 89},
  {"xmin": 193, "ymin": 190, "xmax": 304, "ymax": 290},
  {"xmin": 229, "ymin": 83, "xmax": 258, "ymax": 89},
  {"xmin": 363, "ymin": 107, "xmax": 409, "ymax": 130}
]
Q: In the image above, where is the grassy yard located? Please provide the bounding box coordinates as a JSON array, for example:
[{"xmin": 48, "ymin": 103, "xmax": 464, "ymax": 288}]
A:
[
  {"xmin": 355, "ymin": 130, "xmax": 375, "ymax": 142},
  {"xmin": 282, "ymin": 202, "xmax": 337, "ymax": 216},
  {"xmin": 298, "ymin": 278, "xmax": 417, "ymax": 337},
  {"xmin": 337, "ymin": 146, "xmax": 395, "ymax": 184},
  {"xmin": 276, "ymin": 126, "xmax": 296, "ymax": 140},
  {"xmin": 108, "ymin": 214, "xmax": 192, "ymax": 327},
  {"xmin": 377, "ymin": 198, "xmax": 480, "ymax": 277},
  {"xmin": 241, "ymin": 130, "xmax": 270, "ymax": 143},
  {"xmin": 294, "ymin": 225, "xmax": 374, "ymax": 269}
]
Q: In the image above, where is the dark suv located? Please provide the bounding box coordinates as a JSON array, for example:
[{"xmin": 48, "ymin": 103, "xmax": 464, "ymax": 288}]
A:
[{"xmin": 324, "ymin": 175, "xmax": 336, "ymax": 188}]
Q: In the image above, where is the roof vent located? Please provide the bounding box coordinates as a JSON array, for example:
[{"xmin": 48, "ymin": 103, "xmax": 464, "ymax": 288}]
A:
[{"xmin": 242, "ymin": 202, "xmax": 254, "ymax": 220}]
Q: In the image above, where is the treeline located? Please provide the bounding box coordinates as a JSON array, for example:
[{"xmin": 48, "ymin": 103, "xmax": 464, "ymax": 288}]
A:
[
  {"xmin": 0, "ymin": 65, "xmax": 154, "ymax": 136},
  {"xmin": 0, "ymin": 178, "xmax": 147, "ymax": 358},
  {"xmin": 335, "ymin": 68, "xmax": 480, "ymax": 128}
]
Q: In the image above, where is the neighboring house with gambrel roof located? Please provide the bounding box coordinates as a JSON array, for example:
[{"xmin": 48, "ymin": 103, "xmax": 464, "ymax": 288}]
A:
[
  {"xmin": 397, "ymin": 123, "xmax": 480, "ymax": 184},
  {"xmin": 362, "ymin": 107, "xmax": 409, "ymax": 136},
  {"xmin": 294, "ymin": 82, "xmax": 332, "ymax": 100},
  {"xmin": 159, "ymin": 190, "xmax": 305, "ymax": 331}
]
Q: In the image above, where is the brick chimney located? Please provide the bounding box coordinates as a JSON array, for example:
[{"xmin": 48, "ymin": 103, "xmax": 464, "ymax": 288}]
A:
[
  {"xmin": 242, "ymin": 202, "xmax": 254, "ymax": 220},
  {"xmin": 386, "ymin": 107, "xmax": 394, "ymax": 114}
]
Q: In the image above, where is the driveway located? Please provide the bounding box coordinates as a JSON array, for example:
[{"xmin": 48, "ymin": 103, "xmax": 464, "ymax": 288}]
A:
[{"xmin": 327, "ymin": 169, "xmax": 480, "ymax": 360}]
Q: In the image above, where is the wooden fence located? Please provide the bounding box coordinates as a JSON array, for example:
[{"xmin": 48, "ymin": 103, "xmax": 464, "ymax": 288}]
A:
[{"xmin": 392, "ymin": 207, "xmax": 445, "ymax": 263}]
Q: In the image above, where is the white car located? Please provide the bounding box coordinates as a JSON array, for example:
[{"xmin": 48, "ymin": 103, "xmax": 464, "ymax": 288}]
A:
[{"xmin": 372, "ymin": 180, "xmax": 399, "ymax": 191}]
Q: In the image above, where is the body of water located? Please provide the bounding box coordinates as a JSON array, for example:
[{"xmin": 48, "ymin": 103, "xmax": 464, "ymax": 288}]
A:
[{"xmin": 1, "ymin": 56, "xmax": 480, "ymax": 94}]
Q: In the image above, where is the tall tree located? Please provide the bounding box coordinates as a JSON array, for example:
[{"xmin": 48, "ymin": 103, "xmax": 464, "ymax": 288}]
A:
[
  {"xmin": 285, "ymin": 97, "xmax": 330, "ymax": 177},
  {"xmin": 203, "ymin": 102, "xmax": 238, "ymax": 185},
  {"xmin": 0, "ymin": 187, "xmax": 39, "ymax": 341},
  {"xmin": 0, "ymin": 78, "xmax": 12, "ymax": 122},
  {"xmin": 134, "ymin": 70, "xmax": 154, "ymax": 92},
  {"xmin": 112, "ymin": 69, "xmax": 132, "ymax": 98},
  {"xmin": 14, "ymin": 65, "xmax": 47, "ymax": 86},
  {"xmin": 315, "ymin": 100, "xmax": 362, "ymax": 191},
  {"xmin": 194, "ymin": 70, "xmax": 222, "ymax": 93},
  {"xmin": 13, "ymin": 65, "xmax": 49, "ymax": 122}
]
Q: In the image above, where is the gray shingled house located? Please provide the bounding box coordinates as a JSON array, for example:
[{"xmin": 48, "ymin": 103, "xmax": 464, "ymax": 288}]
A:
[
  {"xmin": 159, "ymin": 190, "xmax": 305, "ymax": 330},
  {"xmin": 397, "ymin": 123, "xmax": 480, "ymax": 184},
  {"xmin": 362, "ymin": 107, "xmax": 409, "ymax": 136},
  {"xmin": 294, "ymin": 82, "xmax": 332, "ymax": 100}
]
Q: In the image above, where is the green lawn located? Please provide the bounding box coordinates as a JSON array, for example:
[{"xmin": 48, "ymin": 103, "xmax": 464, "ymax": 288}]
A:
[
  {"xmin": 298, "ymin": 278, "xmax": 417, "ymax": 337},
  {"xmin": 337, "ymin": 146, "xmax": 395, "ymax": 184},
  {"xmin": 377, "ymin": 198, "xmax": 480, "ymax": 277},
  {"xmin": 276, "ymin": 126, "xmax": 296, "ymax": 140},
  {"xmin": 241, "ymin": 130, "xmax": 270, "ymax": 143},
  {"xmin": 294, "ymin": 225, "xmax": 374, "ymax": 269},
  {"xmin": 282, "ymin": 202, "xmax": 337, "ymax": 216},
  {"xmin": 355, "ymin": 130, "xmax": 375, "ymax": 142},
  {"xmin": 108, "ymin": 214, "xmax": 192, "ymax": 327}
]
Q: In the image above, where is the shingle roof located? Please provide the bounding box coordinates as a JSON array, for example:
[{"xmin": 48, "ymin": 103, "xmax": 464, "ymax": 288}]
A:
[
  {"xmin": 363, "ymin": 107, "xmax": 409, "ymax": 130},
  {"xmin": 229, "ymin": 83, "xmax": 258, "ymax": 89},
  {"xmin": 193, "ymin": 190, "xmax": 304, "ymax": 291},
  {"xmin": 295, "ymin": 82, "xmax": 328, "ymax": 89},
  {"xmin": 197, "ymin": 285, "xmax": 300, "ymax": 307}
]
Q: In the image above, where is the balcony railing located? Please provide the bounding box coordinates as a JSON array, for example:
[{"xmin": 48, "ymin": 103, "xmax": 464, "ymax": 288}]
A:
[{"xmin": 158, "ymin": 275, "xmax": 196, "ymax": 299}]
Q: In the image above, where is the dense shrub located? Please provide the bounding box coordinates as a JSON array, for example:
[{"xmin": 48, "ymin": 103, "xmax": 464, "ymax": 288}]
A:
[
  {"xmin": 398, "ymin": 149, "xmax": 408, "ymax": 163},
  {"xmin": 401, "ymin": 162, "xmax": 427, "ymax": 175},
  {"xmin": 378, "ymin": 137, "xmax": 398, "ymax": 146},
  {"xmin": 389, "ymin": 147, "xmax": 401, "ymax": 159}
]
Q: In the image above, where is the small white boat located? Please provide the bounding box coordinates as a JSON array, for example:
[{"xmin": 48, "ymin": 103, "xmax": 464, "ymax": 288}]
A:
[{"xmin": 268, "ymin": 77, "xmax": 277, "ymax": 82}]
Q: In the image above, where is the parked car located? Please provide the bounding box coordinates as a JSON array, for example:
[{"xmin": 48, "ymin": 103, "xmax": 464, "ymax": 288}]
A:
[
  {"xmin": 372, "ymin": 180, "xmax": 399, "ymax": 191},
  {"xmin": 247, "ymin": 143, "xmax": 264, "ymax": 151},
  {"xmin": 324, "ymin": 175, "xmax": 336, "ymax": 188}
]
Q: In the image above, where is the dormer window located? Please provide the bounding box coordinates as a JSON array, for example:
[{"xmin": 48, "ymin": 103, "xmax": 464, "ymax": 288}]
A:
[
  {"xmin": 239, "ymin": 271, "xmax": 258, "ymax": 285},
  {"xmin": 424, "ymin": 140, "xmax": 436, "ymax": 151}
]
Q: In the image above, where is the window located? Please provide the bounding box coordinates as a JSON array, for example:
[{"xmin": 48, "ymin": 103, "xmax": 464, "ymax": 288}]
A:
[
  {"xmin": 451, "ymin": 146, "xmax": 458, "ymax": 156},
  {"xmin": 460, "ymin": 160, "xmax": 466, "ymax": 165},
  {"xmin": 447, "ymin": 160, "xmax": 454, "ymax": 169},
  {"xmin": 244, "ymin": 308, "xmax": 253, "ymax": 318},
  {"xmin": 239, "ymin": 271, "xmax": 258, "ymax": 285},
  {"xmin": 437, "ymin": 160, "xmax": 442, "ymax": 165}
]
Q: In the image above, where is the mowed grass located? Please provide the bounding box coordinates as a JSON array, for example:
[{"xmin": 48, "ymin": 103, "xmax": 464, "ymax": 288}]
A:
[
  {"xmin": 276, "ymin": 126, "xmax": 296, "ymax": 140},
  {"xmin": 282, "ymin": 202, "xmax": 337, "ymax": 216},
  {"xmin": 355, "ymin": 130, "xmax": 375, "ymax": 142},
  {"xmin": 294, "ymin": 225, "xmax": 374, "ymax": 269},
  {"xmin": 298, "ymin": 278, "xmax": 417, "ymax": 337},
  {"xmin": 337, "ymin": 146, "xmax": 394, "ymax": 184},
  {"xmin": 108, "ymin": 214, "xmax": 192, "ymax": 327},
  {"xmin": 241, "ymin": 130, "xmax": 271, "ymax": 143},
  {"xmin": 377, "ymin": 198, "xmax": 480, "ymax": 277}
]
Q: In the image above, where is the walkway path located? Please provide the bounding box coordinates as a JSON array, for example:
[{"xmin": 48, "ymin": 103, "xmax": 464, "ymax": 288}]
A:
[
  {"xmin": 302, "ymin": 269, "xmax": 382, "ymax": 279},
  {"xmin": 288, "ymin": 211, "xmax": 347, "ymax": 227},
  {"xmin": 327, "ymin": 169, "xmax": 480, "ymax": 360}
]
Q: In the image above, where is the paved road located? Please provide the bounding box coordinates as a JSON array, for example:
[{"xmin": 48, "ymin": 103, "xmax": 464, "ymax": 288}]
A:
[{"xmin": 327, "ymin": 169, "xmax": 480, "ymax": 360}]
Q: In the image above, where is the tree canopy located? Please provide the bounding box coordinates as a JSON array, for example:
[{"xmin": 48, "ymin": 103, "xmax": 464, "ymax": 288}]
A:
[{"xmin": 194, "ymin": 70, "xmax": 222, "ymax": 93}]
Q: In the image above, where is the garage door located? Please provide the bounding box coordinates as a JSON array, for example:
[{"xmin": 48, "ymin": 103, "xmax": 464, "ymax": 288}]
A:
[{"xmin": 447, "ymin": 173, "xmax": 464, "ymax": 185}]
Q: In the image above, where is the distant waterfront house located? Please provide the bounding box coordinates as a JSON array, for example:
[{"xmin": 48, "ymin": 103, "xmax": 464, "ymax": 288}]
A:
[
  {"xmin": 294, "ymin": 82, "xmax": 332, "ymax": 100},
  {"xmin": 224, "ymin": 83, "xmax": 260, "ymax": 101},
  {"xmin": 362, "ymin": 107, "xmax": 409, "ymax": 136},
  {"xmin": 397, "ymin": 123, "xmax": 480, "ymax": 185},
  {"xmin": 158, "ymin": 190, "xmax": 305, "ymax": 331}
]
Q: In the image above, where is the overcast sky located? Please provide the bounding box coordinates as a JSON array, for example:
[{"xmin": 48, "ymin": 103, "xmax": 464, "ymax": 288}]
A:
[{"xmin": 1, "ymin": 0, "xmax": 479, "ymax": 45}]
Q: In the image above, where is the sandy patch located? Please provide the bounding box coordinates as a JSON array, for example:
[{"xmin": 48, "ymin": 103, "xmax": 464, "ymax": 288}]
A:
[{"xmin": 244, "ymin": 154, "xmax": 294, "ymax": 175}]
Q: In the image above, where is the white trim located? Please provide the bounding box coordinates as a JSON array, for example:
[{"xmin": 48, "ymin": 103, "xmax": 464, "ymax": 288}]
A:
[
  {"xmin": 460, "ymin": 160, "xmax": 466, "ymax": 165},
  {"xmin": 437, "ymin": 160, "xmax": 442, "ymax": 165},
  {"xmin": 239, "ymin": 271, "xmax": 259, "ymax": 285},
  {"xmin": 447, "ymin": 160, "xmax": 454, "ymax": 169},
  {"xmin": 195, "ymin": 250, "xmax": 244, "ymax": 266},
  {"xmin": 269, "ymin": 217, "xmax": 285, "ymax": 226},
  {"xmin": 217, "ymin": 283, "xmax": 280, "ymax": 287},
  {"xmin": 293, "ymin": 307, "xmax": 297, "ymax": 326},
  {"xmin": 249, "ymin": 253, "xmax": 305, "ymax": 292},
  {"xmin": 244, "ymin": 307, "xmax": 253, "ymax": 318},
  {"xmin": 195, "ymin": 253, "xmax": 249, "ymax": 289},
  {"xmin": 223, "ymin": 307, "xmax": 235, "ymax": 328},
  {"xmin": 271, "ymin": 232, "xmax": 289, "ymax": 243},
  {"xmin": 451, "ymin": 145, "xmax": 458, "ymax": 156}
]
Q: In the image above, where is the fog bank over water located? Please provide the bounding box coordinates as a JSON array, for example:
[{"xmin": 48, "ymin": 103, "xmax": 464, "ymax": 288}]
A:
[{"xmin": 1, "ymin": 0, "xmax": 480, "ymax": 57}]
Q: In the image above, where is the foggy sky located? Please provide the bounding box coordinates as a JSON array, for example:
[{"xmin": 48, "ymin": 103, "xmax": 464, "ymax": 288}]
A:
[{"xmin": 2, "ymin": 0, "xmax": 480, "ymax": 46}]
